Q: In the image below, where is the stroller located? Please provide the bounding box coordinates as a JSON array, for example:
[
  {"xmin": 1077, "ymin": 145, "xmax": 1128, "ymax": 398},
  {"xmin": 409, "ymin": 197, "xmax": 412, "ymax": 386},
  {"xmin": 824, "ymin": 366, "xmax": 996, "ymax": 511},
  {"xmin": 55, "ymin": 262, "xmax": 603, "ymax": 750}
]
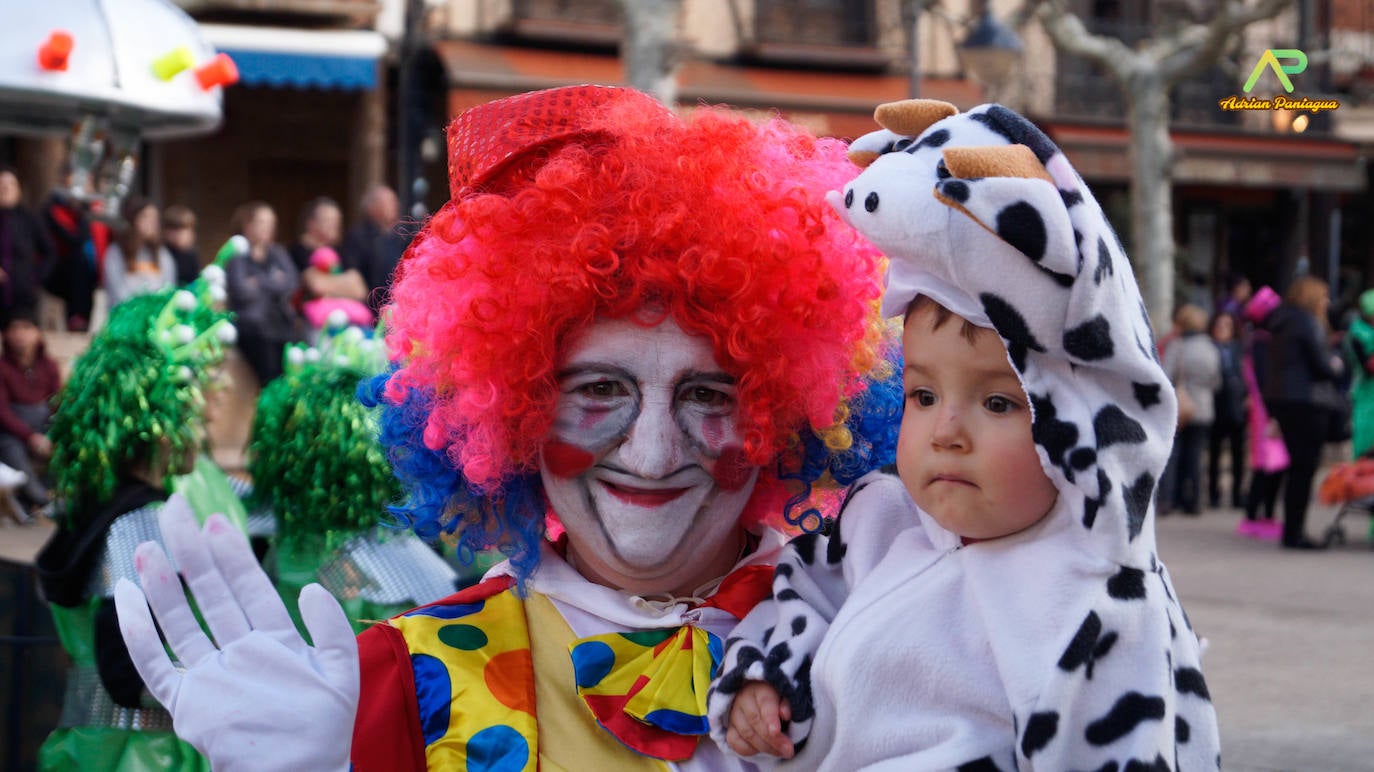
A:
[{"xmin": 1316, "ymin": 458, "xmax": 1374, "ymax": 547}]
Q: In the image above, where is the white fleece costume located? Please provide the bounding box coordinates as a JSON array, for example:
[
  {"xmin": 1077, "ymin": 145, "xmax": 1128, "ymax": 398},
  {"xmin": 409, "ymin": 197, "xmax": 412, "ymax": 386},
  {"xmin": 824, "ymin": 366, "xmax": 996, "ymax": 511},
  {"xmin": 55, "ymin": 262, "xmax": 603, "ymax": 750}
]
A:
[{"xmin": 706, "ymin": 102, "xmax": 1219, "ymax": 771}]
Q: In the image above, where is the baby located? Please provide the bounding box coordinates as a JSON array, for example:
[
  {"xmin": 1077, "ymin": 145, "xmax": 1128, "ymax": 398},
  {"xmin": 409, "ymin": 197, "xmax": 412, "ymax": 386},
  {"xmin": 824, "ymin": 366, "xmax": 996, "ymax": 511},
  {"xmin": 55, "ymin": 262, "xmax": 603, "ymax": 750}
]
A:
[{"xmin": 707, "ymin": 101, "xmax": 1220, "ymax": 770}]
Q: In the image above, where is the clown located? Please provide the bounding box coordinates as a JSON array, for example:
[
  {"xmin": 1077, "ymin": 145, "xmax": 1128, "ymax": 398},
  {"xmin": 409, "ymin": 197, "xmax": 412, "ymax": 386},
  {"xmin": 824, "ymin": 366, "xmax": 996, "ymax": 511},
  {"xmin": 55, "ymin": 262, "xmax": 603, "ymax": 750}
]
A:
[
  {"xmin": 113, "ymin": 85, "xmax": 894, "ymax": 771},
  {"xmin": 34, "ymin": 278, "xmax": 237, "ymax": 772}
]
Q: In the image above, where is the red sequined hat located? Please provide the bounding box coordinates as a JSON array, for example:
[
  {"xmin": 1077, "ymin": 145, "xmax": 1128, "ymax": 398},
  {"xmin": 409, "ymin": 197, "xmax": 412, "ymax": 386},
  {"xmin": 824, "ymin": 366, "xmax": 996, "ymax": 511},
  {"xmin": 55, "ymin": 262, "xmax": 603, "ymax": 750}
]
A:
[{"xmin": 446, "ymin": 84, "xmax": 673, "ymax": 200}]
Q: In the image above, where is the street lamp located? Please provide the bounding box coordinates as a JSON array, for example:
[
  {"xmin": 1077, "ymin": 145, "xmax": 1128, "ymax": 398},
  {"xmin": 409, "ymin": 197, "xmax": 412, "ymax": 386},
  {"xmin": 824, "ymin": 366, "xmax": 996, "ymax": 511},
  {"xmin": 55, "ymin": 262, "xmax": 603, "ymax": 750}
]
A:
[
  {"xmin": 907, "ymin": 3, "xmax": 1023, "ymax": 100},
  {"xmin": 958, "ymin": 10, "xmax": 1023, "ymax": 88}
]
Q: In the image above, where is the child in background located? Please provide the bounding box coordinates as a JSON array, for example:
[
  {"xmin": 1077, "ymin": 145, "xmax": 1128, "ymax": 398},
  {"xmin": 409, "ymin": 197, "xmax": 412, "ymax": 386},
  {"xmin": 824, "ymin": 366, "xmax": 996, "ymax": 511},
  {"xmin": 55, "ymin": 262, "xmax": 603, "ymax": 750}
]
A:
[
  {"xmin": 1239, "ymin": 286, "xmax": 1288, "ymax": 538},
  {"xmin": 708, "ymin": 101, "xmax": 1218, "ymax": 769},
  {"xmin": 0, "ymin": 303, "xmax": 60, "ymax": 514}
]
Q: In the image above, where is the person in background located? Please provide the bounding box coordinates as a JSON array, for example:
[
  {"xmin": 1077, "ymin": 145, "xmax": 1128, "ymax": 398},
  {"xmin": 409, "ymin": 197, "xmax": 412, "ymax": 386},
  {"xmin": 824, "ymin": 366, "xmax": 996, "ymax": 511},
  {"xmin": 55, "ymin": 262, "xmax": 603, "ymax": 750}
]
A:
[
  {"xmin": 1239, "ymin": 286, "xmax": 1287, "ymax": 539},
  {"xmin": 41, "ymin": 166, "xmax": 106, "ymax": 331},
  {"xmin": 249, "ymin": 328, "xmax": 455, "ymax": 633},
  {"xmin": 1343, "ymin": 289, "xmax": 1374, "ymax": 460},
  {"xmin": 1, "ymin": 167, "xmax": 56, "ymax": 317},
  {"xmin": 1209, "ymin": 310, "xmax": 1248, "ymax": 509},
  {"xmin": 225, "ymin": 201, "xmax": 300, "ymax": 386},
  {"xmin": 162, "ymin": 205, "xmax": 200, "ymax": 285},
  {"xmin": 103, "ymin": 196, "xmax": 177, "ymax": 308},
  {"xmin": 287, "ymin": 196, "xmax": 344, "ymax": 274},
  {"xmin": 34, "ymin": 280, "xmax": 234, "ymax": 772},
  {"xmin": 0, "ymin": 303, "xmax": 60, "ymax": 514},
  {"xmin": 1218, "ymin": 273, "xmax": 1254, "ymax": 320},
  {"xmin": 1264, "ymin": 275, "xmax": 1344, "ymax": 550},
  {"xmin": 340, "ymin": 185, "xmax": 407, "ymax": 315},
  {"xmin": 1162, "ymin": 303, "xmax": 1222, "ymax": 515}
]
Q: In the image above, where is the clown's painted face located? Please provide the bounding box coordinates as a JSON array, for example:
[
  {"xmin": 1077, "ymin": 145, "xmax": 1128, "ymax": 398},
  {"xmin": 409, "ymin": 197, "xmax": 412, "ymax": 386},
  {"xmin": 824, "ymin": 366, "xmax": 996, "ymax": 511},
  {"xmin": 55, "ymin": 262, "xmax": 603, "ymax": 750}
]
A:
[{"xmin": 540, "ymin": 316, "xmax": 759, "ymax": 596}]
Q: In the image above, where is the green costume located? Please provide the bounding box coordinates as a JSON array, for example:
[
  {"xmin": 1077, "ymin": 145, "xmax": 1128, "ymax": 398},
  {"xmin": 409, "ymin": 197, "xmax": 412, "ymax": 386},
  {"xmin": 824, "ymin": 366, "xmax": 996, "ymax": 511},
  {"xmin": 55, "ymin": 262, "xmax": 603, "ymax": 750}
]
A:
[
  {"xmin": 35, "ymin": 279, "xmax": 235, "ymax": 772},
  {"xmin": 1347, "ymin": 297, "xmax": 1374, "ymax": 459},
  {"xmin": 248, "ymin": 325, "xmax": 456, "ymax": 634}
]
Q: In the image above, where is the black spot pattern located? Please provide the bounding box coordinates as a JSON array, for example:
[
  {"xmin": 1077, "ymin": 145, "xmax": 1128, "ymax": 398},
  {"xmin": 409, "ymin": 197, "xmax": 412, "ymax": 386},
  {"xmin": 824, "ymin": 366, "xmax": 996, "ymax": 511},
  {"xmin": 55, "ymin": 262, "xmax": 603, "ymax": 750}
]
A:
[
  {"xmin": 913, "ymin": 128, "xmax": 951, "ymax": 151},
  {"xmin": 936, "ymin": 158, "xmax": 952, "ymax": 179},
  {"xmin": 790, "ymin": 615, "xmax": 807, "ymax": 636},
  {"xmin": 1058, "ymin": 610, "xmax": 1118, "ymax": 679},
  {"xmin": 1061, "ymin": 188, "xmax": 1085, "ymax": 208},
  {"xmin": 775, "ymin": 562, "xmax": 794, "ymax": 578},
  {"xmin": 970, "ymin": 105, "xmax": 1059, "ymax": 163},
  {"xmin": 957, "ymin": 757, "xmax": 1004, "ymax": 772},
  {"xmin": 1122, "ymin": 755, "xmax": 1171, "ymax": 772},
  {"xmin": 1123, "ymin": 472, "xmax": 1155, "ymax": 541},
  {"xmin": 1030, "ymin": 394, "xmax": 1079, "ymax": 474},
  {"xmin": 995, "ymin": 201, "xmax": 1048, "ymax": 262},
  {"xmin": 940, "ymin": 179, "xmax": 971, "ymax": 204},
  {"xmin": 1107, "ymin": 566, "xmax": 1147, "ymax": 600},
  {"xmin": 791, "ymin": 533, "xmax": 820, "ymax": 565},
  {"xmin": 981, "ymin": 293, "xmax": 1048, "ymax": 373},
  {"xmin": 775, "ymin": 588, "xmax": 801, "ymax": 602},
  {"xmin": 1175, "ymin": 667, "xmax": 1211, "ymax": 700},
  {"xmin": 1064, "ymin": 315, "xmax": 1115, "ymax": 361},
  {"xmin": 892, "ymin": 137, "xmax": 914, "ymax": 152},
  {"xmin": 1085, "ymin": 692, "xmax": 1167, "ymax": 745},
  {"xmin": 1094, "ymin": 405, "xmax": 1148, "ymax": 449},
  {"xmin": 1070, "ymin": 446, "xmax": 1097, "ymax": 473},
  {"xmin": 1094, "ymin": 236, "xmax": 1115, "ymax": 284},
  {"xmin": 1176, "ymin": 715, "xmax": 1191, "ymax": 744},
  {"xmin": 1021, "ymin": 711, "xmax": 1059, "ymax": 756},
  {"xmin": 1133, "ymin": 382, "xmax": 1162, "ymax": 409}
]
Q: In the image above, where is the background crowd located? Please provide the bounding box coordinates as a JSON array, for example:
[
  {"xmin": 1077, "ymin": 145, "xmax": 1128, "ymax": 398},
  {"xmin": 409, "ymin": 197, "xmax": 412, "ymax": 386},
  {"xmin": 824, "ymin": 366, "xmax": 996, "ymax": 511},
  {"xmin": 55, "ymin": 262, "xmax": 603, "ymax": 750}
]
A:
[
  {"xmin": 0, "ymin": 166, "xmax": 412, "ymax": 524},
  {"xmin": 1156, "ymin": 274, "xmax": 1374, "ymax": 550}
]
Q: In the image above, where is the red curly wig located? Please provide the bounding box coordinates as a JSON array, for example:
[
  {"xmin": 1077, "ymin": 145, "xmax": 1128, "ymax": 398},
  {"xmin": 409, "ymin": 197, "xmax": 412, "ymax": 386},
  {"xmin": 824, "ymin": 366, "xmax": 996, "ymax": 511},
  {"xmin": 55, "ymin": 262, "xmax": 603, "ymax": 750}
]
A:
[{"xmin": 384, "ymin": 86, "xmax": 882, "ymax": 517}]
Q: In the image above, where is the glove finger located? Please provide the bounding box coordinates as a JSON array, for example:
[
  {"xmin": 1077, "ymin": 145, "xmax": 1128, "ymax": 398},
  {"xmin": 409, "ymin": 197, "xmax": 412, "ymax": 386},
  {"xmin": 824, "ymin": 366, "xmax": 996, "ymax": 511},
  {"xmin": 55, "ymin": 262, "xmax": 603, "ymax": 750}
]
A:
[
  {"xmin": 132, "ymin": 541, "xmax": 218, "ymax": 667},
  {"xmin": 204, "ymin": 512, "xmax": 303, "ymax": 652},
  {"xmin": 114, "ymin": 577, "xmax": 182, "ymax": 711},
  {"xmin": 159, "ymin": 494, "xmax": 252, "ymax": 645},
  {"xmin": 299, "ymin": 583, "xmax": 361, "ymax": 702}
]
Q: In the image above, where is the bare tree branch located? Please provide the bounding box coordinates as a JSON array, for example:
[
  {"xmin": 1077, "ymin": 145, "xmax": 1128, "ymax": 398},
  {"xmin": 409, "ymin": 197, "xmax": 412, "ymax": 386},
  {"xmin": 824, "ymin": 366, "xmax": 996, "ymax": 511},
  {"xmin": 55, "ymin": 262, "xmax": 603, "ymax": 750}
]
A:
[
  {"xmin": 1036, "ymin": 1, "xmax": 1137, "ymax": 80},
  {"xmin": 1154, "ymin": 0, "xmax": 1294, "ymax": 82}
]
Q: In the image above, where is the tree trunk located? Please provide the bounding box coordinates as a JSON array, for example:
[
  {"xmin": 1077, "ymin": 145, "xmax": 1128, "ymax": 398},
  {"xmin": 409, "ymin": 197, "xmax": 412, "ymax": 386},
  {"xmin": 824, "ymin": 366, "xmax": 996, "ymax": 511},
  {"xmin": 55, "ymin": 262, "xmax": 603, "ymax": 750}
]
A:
[
  {"xmin": 1125, "ymin": 70, "xmax": 1177, "ymax": 333},
  {"xmin": 621, "ymin": 0, "xmax": 683, "ymax": 105}
]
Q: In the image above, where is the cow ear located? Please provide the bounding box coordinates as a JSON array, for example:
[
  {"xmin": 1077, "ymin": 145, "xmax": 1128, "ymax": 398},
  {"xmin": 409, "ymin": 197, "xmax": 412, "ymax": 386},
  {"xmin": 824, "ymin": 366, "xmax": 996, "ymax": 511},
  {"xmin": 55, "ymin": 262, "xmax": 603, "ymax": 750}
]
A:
[
  {"xmin": 847, "ymin": 149, "xmax": 882, "ymax": 168},
  {"xmin": 943, "ymin": 145, "xmax": 1052, "ymax": 183},
  {"xmin": 874, "ymin": 100, "xmax": 958, "ymax": 136}
]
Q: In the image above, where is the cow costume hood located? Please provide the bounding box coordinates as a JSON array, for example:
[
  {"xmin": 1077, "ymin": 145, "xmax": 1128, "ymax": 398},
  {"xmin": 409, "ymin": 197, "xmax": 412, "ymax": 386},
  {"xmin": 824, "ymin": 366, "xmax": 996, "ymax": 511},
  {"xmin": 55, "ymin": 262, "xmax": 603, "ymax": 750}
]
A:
[{"xmin": 831, "ymin": 100, "xmax": 1175, "ymax": 569}]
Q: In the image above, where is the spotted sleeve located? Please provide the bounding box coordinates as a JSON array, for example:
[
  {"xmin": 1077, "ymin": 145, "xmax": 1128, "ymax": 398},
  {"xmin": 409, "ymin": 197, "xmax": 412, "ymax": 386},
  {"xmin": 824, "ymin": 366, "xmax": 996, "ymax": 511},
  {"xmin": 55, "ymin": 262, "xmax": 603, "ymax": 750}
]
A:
[{"xmin": 708, "ymin": 469, "xmax": 919, "ymax": 758}]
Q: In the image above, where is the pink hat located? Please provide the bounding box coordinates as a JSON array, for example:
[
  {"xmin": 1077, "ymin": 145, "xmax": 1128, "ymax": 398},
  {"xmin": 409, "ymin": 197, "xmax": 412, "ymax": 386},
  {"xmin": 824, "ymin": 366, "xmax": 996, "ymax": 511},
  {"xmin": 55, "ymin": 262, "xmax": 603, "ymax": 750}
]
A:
[{"xmin": 1243, "ymin": 285, "xmax": 1281, "ymax": 323}]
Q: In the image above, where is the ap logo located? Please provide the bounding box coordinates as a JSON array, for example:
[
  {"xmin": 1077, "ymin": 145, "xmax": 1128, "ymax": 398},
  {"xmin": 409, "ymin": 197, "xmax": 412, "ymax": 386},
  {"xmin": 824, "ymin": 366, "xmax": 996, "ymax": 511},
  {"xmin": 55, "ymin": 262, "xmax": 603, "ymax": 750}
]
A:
[{"xmin": 1243, "ymin": 49, "xmax": 1308, "ymax": 93}]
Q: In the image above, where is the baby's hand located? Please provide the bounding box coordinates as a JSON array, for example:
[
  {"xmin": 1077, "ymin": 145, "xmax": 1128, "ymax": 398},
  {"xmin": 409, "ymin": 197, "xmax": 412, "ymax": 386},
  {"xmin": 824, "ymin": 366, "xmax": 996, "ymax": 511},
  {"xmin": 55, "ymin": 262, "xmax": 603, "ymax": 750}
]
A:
[{"xmin": 725, "ymin": 681, "xmax": 795, "ymax": 759}]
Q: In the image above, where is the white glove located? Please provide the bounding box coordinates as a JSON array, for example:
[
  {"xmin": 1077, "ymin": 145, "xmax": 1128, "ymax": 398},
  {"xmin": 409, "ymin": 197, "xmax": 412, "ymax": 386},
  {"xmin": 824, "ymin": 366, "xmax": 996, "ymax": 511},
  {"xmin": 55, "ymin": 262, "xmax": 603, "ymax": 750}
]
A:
[{"xmin": 114, "ymin": 493, "xmax": 359, "ymax": 772}]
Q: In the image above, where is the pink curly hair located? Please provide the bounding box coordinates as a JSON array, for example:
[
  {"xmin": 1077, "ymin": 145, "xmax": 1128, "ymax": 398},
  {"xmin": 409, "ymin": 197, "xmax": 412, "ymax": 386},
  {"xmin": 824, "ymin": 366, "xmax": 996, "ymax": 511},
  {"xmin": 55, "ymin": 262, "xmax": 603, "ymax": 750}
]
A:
[{"xmin": 383, "ymin": 87, "xmax": 882, "ymax": 525}]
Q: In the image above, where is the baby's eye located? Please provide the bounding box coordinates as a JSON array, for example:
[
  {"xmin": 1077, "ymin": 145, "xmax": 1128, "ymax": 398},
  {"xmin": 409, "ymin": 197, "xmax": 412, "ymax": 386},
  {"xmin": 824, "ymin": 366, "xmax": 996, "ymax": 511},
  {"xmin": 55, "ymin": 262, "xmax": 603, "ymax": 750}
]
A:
[
  {"xmin": 908, "ymin": 388, "xmax": 936, "ymax": 407},
  {"xmin": 984, "ymin": 395, "xmax": 1016, "ymax": 414},
  {"xmin": 576, "ymin": 381, "xmax": 629, "ymax": 400}
]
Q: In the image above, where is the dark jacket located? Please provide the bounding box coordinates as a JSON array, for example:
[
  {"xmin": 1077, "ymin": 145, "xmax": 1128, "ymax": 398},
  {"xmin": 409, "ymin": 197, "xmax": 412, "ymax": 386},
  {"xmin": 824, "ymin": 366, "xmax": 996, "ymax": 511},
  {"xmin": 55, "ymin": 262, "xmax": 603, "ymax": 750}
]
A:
[
  {"xmin": 0, "ymin": 205, "xmax": 56, "ymax": 310},
  {"xmin": 341, "ymin": 220, "xmax": 408, "ymax": 314},
  {"xmin": 1262, "ymin": 302, "xmax": 1343, "ymax": 406},
  {"xmin": 225, "ymin": 245, "xmax": 300, "ymax": 338}
]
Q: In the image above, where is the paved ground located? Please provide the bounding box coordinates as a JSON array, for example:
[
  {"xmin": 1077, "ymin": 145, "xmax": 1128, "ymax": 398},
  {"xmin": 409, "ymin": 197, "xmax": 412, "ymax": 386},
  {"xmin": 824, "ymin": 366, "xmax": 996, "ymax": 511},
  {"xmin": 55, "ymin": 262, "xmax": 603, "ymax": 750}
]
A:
[
  {"xmin": 1157, "ymin": 497, "xmax": 1374, "ymax": 771},
  {"xmin": 4, "ymin": 488, "xmax": 1373, "ymax": 770}
]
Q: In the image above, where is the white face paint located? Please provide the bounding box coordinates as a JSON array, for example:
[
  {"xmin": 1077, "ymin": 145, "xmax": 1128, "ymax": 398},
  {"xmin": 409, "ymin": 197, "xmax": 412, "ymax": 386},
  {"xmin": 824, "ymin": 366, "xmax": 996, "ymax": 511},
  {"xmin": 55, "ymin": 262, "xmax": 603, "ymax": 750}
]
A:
[{"xmin": 539, "ymin": 316, "xmax": 759, "ymax": 596}]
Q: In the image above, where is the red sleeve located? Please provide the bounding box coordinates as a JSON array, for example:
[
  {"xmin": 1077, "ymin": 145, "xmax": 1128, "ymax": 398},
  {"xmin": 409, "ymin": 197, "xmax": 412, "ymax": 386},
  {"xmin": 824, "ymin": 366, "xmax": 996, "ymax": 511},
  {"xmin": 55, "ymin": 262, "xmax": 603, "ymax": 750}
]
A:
[
  {"xmin": 351, "ymin": 622, "xmax": 427, "ymax": 772},
  {"xmin": 0, "ymin": 372, "xmax": 32, "ymax": 441}
]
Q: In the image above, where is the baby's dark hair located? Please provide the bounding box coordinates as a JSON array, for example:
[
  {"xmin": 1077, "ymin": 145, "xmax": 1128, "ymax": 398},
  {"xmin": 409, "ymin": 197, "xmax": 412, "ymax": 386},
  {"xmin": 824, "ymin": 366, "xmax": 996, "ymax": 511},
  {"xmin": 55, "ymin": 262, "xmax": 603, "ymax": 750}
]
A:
[{"xmin": 906, "ymin": 294, "xmax": 986, "ymax": 345}]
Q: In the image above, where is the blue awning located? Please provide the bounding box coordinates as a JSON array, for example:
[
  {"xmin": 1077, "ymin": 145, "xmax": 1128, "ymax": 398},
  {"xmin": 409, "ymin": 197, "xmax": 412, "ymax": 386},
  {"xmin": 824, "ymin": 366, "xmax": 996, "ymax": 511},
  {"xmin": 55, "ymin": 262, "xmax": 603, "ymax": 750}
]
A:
[
  {"xmin": 200, "ymin": 24, "xmax": 388, "ymax": 92},
  {"xmin": 219, "ymin": 49, "xmax": 377, "ymax": 90}
]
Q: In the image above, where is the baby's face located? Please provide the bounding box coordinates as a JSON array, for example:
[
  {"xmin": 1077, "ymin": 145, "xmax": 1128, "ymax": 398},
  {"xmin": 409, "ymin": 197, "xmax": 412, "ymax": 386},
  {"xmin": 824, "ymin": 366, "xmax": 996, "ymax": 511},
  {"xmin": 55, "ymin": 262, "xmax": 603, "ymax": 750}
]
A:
[{"xmin": 897, "ymin": 303, "xmax": 1057, "ymax": 540}]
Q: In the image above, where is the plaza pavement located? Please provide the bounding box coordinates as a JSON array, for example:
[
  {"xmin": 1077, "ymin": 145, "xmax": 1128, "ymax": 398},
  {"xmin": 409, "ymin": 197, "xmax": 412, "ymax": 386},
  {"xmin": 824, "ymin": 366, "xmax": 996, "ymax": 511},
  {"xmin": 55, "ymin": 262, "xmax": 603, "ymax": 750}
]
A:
[{"xmin": 1158, "ymin": 498, "xmax": 1374, "ymax": 771}]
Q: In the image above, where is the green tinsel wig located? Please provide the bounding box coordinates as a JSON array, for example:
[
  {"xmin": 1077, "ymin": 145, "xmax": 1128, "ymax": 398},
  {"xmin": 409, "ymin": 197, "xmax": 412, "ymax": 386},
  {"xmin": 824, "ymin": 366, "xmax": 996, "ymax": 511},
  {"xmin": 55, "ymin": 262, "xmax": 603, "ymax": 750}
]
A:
[
  {"xmin": 248, "ymin": 324, "xmax": 397, "ymax": 550},
  {"xmin": 49, "ymin": 277, "xmax": 235, "ymax": 524}
]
